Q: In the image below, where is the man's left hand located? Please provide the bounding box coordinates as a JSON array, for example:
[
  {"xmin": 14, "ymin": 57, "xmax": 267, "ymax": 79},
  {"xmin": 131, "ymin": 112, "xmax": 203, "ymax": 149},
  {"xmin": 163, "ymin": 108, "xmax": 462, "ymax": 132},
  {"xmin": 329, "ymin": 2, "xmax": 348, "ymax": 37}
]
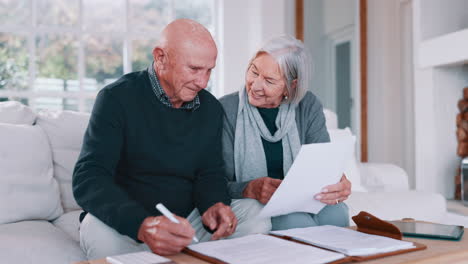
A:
[
  {"xmin": 314, "ymin": 174, "xmax": 352, "ymax": 205},
  {"xmin": 201, "ymin": 202, "xmax": 238, "ymax": 240}
]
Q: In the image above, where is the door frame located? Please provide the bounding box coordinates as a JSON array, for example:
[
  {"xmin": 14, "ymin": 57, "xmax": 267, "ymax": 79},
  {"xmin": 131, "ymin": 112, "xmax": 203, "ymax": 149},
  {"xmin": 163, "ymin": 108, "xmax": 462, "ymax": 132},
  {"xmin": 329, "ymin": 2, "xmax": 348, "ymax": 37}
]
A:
[
  {"xmin": 295, "ymin": 0, "xmax": 368, "ymax": 162},
  {"xmin": 326, "ymin": 26, "xmax": 358, "ymax": 137}
]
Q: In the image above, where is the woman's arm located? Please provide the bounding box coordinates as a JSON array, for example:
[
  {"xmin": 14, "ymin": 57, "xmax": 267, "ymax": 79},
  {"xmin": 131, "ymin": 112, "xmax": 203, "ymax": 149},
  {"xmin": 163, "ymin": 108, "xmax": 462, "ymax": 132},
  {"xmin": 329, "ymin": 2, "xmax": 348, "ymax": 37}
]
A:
[
  {"xmin": 299, "ymin": 93, "xmax": 351, "ymax": 204},
  {"xmin": 222, "ymin": 113, "xmax": 251, "ymax": 198}
]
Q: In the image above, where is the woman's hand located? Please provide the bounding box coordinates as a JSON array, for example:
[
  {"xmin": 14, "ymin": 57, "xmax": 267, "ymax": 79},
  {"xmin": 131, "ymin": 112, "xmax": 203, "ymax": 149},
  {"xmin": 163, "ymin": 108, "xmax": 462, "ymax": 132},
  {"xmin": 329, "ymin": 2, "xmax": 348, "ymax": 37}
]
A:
[
  {"xmin": 242, "ymin": 177, "xmax": 282, "ymax": 204},
  {"xmin": 314, "ymin": 174, "xmax": 352, "ymax": 205}
]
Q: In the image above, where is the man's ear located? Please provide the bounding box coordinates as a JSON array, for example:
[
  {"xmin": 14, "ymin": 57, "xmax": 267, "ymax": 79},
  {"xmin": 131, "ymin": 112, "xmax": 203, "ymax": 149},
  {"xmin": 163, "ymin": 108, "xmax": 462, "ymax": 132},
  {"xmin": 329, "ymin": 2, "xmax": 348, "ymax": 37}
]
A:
[{"xmin": 153, "ymin": 47, "xmax": 166, "ymax": 70}]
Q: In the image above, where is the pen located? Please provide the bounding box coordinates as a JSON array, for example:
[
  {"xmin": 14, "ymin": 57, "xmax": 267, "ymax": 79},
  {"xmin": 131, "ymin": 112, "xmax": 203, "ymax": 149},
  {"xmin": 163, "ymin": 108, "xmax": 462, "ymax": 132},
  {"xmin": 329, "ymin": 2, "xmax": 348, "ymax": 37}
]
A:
[{"xmin": 155, "ymin": 203, "xmax": 199, "ymax": 243}]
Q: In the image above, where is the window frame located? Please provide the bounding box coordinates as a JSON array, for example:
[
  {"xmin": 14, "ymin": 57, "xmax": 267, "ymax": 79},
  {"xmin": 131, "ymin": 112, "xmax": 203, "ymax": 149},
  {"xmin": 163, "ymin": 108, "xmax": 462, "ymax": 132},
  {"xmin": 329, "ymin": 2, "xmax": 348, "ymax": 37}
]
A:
[{"xmin": 0, "ymin": 0, "xmax": 219, "ymax": 112}]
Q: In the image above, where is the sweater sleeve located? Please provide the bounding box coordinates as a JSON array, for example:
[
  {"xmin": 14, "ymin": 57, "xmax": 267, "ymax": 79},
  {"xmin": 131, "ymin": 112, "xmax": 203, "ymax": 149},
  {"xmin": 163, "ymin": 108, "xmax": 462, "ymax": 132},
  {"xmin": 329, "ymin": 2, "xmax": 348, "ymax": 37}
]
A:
[
  {"xmin": 193, "ymin": 107, "xmax": 231, "ymax": 215},
  {"xmin": 219, "ymin": 94, "xmax": 254, "ymax": 199},
  {"xmin": 303, "ymin": 93, "xmax": 330, "ymax": 144},
  {"xmin": 222, "ymin": 111, "xmax": 252, "ymax": 198},
  {"xmin": 72, "ymin": 88, "xmax": 151, "ymax": 241}
]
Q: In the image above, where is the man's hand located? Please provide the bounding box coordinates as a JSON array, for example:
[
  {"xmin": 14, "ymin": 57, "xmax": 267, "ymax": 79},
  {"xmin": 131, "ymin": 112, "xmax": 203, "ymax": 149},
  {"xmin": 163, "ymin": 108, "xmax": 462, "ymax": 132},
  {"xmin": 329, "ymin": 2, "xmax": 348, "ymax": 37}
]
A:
[
  {"xmin": 137, "ymin": 215, "xmax": 195, "ymax": 256},
  {"xmin": 202, "ymin": 202, "xmax": 237, "ymax": 240},
  {"xmin": 314, "ymin": 174, "xmax": 352, "ymax": 205},
  {"xmin": 242, "ymin": 177, "xmax": 282, "ymax": 204}
]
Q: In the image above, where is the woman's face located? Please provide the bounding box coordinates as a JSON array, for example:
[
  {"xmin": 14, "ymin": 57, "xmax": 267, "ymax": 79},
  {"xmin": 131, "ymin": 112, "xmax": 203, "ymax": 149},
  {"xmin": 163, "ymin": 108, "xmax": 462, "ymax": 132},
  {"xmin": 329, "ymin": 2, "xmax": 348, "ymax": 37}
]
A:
[{"xmin": 245, "ymin": 53, "xmax": 287, "ymax": 108}]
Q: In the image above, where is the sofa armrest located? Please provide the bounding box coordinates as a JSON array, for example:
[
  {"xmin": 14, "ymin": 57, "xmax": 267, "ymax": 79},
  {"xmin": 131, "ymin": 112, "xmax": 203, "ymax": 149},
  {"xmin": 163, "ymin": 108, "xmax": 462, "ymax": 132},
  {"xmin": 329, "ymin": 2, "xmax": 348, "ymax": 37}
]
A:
[
  {"xmin": 346, "ymin": 191, "xmax": 447, "ymax": 224},
  {"xmin": 359, "ymin": 162, "xmax": 409, "ymax": 191}
]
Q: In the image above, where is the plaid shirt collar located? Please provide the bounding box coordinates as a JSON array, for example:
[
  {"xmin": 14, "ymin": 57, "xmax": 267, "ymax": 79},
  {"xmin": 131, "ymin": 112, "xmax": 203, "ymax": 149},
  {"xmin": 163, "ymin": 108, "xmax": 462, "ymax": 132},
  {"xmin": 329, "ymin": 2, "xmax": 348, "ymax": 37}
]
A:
[{"xmin": 147, "ymin": 63, "xmax": 200, "ymax": 111}]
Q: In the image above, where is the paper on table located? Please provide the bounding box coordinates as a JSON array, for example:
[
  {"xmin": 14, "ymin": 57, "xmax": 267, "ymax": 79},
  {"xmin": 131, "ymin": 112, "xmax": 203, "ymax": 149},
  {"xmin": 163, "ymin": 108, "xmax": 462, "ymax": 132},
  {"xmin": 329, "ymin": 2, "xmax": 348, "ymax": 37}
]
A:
[
  {"xmin": 106, "ymin": 251, "xmax": 172, "ymax": 264},
  {"xmin": 258, "ymin": 138, "xmax": 354, "ymax": 218},
  {"xmin": 271, "ymin": 225, "xmax": 415, "ymax": 256},
  {"xmin": 188, "ymin": 234, "xmax": 345, "ymax": 264}
]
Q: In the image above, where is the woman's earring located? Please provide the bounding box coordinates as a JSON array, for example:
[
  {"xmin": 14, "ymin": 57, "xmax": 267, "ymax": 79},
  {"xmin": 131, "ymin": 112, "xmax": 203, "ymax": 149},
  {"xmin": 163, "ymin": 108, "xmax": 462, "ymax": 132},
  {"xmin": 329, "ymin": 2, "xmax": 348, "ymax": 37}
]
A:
[{"xmin": 284, "ymin": 95, "xmax": 289, "ymax": 100}]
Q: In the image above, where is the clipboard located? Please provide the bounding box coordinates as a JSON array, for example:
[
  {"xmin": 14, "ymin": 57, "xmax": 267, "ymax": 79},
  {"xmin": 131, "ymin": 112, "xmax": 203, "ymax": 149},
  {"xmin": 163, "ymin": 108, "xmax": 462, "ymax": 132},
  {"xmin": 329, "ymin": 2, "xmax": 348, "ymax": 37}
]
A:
[{"xmin": 183, "ymin": 211, "xmax": 427, "ymax": 264}]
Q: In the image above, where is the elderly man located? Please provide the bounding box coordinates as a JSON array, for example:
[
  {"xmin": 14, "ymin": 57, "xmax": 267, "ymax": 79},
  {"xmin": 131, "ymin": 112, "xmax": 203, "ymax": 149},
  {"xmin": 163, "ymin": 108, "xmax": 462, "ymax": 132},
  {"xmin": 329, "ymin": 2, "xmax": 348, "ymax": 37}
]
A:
[{"xmin": 73, "ymin": 19, "xmax": 270, "ymax": 260}]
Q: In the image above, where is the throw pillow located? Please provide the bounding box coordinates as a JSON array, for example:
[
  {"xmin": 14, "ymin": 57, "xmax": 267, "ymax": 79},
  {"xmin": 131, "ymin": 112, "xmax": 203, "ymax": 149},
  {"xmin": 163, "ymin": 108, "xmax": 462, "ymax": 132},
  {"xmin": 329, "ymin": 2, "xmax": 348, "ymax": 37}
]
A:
[
  {"xmin": 0, "ymin": 123, "xmax": 63, "ymax": 224},
  {"xmin": 36, "ymin": 110, "xmax": 91, "ymax": 212},
  {"xmin": 327, "ymin": 128, "xmax": 367, "ymax": 192},
  {"xmin": 0, "ymin": 101, "xmax": 36, "ymax": 125},
  {"xmin": 323, "ymin": 109, "xmax": 338, "ymax": 130}
]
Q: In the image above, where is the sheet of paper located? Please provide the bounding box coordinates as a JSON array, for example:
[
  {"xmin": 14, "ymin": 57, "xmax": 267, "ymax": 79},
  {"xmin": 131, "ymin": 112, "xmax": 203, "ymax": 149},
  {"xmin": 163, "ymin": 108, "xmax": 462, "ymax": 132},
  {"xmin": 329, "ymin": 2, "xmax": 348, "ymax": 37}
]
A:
[
  {"xmin": 188, "ymin": 234, "xmax": 345, "ymax": 264},
  {"xmin": 258, "ymin": 138, "xmax": 354, "ymax": 218},
  {"xmin": 106, "ymin": 251, "xmax": 171, "ymax": 264},
  {"xmin": 271, "ymin": 225, "xmax": 415, "ymax": 256}
]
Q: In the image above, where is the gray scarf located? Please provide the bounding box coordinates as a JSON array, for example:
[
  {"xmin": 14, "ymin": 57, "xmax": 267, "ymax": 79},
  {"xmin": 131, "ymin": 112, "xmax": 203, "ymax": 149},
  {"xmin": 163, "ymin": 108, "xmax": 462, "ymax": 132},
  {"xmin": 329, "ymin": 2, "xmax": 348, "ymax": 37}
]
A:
[{"xmin": 234, "ymin": 88, "xmax": 301, "ymax": 183}]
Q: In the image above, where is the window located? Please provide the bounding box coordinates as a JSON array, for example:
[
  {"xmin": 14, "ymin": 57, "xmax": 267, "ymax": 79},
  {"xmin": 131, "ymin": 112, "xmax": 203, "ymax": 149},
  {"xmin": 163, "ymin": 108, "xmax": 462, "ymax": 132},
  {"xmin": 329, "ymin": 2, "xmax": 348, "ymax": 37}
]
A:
[{"xmin": 0, "ymin": 0, "xmax": 216, "ymax": 112}]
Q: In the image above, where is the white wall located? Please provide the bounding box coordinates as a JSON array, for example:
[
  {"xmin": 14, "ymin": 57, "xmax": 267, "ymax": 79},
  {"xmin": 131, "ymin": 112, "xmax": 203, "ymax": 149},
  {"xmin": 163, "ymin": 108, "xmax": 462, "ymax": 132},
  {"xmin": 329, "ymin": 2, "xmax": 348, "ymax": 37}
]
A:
[
  {"xmin": 323, "ymin": 0, "xmax": 356, "ymax": 34},
  {"xmin": 218, "ymin": 0, "xmax": 294, "ymax": 95},
  {"xmin": 412, "ymin": 65, "xmax": 468, "ymax": 197},
  {"xmin": 366, "ymin": 0, "xmax": 417, "ymax": 186},
  {"xmin": 367, "ymin": 0, "xmax": 403, "ymax": 165},
  {"xmin": 400, "ymin": 0, "xmax": 416, "ymax": 188},
  {"xmin": 303, "ymin": 0, "xmax": 327, "ymax": 103},
  {"xmin": 420, "ymin": 0, "xmax": 468, "ymax": 40},
  {"xmin": 413, "ymin": 0, "xmax": 468, "ymax": 198}
]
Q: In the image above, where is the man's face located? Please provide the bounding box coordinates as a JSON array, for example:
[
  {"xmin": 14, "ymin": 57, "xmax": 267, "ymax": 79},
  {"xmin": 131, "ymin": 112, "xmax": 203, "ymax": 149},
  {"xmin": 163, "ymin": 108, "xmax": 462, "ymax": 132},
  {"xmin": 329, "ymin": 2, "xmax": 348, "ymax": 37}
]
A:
[{"xmin": 161, "ymin": 43, "xmax": 217, "ymax": 105}]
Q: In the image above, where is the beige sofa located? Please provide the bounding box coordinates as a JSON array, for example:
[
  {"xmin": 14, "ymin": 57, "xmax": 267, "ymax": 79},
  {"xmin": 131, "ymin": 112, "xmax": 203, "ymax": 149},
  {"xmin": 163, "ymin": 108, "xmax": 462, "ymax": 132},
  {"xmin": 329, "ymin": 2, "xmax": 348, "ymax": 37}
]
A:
[{"xmin": 0, "ymin": 101, "xmax": 461, "ymax": 264}]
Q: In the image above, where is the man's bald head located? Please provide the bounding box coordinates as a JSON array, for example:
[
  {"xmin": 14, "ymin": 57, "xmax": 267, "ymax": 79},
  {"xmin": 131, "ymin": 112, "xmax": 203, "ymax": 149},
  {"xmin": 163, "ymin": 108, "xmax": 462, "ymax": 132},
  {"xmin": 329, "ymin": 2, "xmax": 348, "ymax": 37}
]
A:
[
  {"xmin": 157, "ymin": 19, "xmax": 217, "ymax": 54},
  {"xmin": 152, "ymin": 19, "xmax": 218, "ymax": 108}
]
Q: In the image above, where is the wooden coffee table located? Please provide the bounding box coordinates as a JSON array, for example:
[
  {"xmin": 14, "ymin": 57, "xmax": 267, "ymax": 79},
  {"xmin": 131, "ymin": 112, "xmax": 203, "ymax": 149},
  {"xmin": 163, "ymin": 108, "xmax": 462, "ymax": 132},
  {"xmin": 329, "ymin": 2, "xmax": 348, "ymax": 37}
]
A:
[
  {"xmin": 75, "ymin": 228, "xmax": 468, "ymax": 264},
  {"xmin": 76, "ymin": 252, "xmax": 210, "ymax": 264},
  {"xmin": 360, "ymin": 231, "xmax": 468, "ymax": 264}
]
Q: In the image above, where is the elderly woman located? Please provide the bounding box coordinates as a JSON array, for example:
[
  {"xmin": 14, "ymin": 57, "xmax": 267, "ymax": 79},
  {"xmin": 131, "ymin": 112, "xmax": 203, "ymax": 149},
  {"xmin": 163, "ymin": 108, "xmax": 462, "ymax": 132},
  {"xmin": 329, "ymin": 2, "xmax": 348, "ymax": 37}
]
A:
[{"xmin": 220, "ymin": 35, "xmax": 351, "ymax": 231}]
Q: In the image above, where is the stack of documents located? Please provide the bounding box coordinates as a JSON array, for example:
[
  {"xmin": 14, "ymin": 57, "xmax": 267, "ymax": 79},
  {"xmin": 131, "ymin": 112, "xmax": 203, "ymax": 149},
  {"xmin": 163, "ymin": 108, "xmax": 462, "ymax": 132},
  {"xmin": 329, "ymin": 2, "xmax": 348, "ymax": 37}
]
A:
[
  {"xmin": 188, "ymin": 234, "xmax": 345, "ymax": 264},
  {"xmin": 271, "ymin": 225, "xmax": 415, "ymax": 256}
]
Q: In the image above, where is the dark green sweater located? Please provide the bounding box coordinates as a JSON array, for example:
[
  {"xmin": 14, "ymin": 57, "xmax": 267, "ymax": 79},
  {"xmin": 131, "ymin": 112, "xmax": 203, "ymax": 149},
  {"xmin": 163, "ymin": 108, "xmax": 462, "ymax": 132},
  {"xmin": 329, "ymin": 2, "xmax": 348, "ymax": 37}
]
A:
[
  {"xmin": 72, "ymin": 70, "xmax": 230, "ymax": 241},
  {"xmin": 258, "ymin": 107, "xmax": 284, "ymax": 180}
]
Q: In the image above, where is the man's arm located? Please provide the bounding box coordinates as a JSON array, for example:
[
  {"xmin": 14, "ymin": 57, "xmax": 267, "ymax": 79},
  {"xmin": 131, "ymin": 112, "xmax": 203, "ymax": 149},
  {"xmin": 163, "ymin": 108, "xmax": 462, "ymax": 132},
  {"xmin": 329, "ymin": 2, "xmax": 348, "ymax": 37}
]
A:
[
  {"xmin": 72, "ymin": 88, "xmax": 150, "ymax": 241},
  {"xmin": 192, "ymin": 109, "xmax": 238, "ymax": 239},
  {"xmin": 193, "ymin": 111, "xmax": 231, "ymax": 214}
]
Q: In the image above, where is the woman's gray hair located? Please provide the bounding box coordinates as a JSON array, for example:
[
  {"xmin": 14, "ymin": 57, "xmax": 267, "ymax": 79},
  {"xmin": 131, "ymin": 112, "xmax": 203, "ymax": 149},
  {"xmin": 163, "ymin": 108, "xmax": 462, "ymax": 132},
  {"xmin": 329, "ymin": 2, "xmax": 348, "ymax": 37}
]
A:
[{"xmin": 247, "ymin": 35, "xmax": 311, "ymax": 104}]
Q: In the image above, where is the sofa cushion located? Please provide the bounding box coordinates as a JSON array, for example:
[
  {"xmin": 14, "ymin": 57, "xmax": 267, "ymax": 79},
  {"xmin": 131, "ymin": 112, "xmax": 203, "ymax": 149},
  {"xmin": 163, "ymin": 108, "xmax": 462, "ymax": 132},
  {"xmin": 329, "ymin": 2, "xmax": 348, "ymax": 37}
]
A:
[
  {"xmin": 323, "ymin": 109, "xmax": 337, "ymax": 130},
  {"xmin": 37, "ymin": 110, "xmax": 90, "ymax": 212},
  {"xmin": 0, "ymin": 221, "xmax": 86, "ymax": 264},
  {"xmin": 0, "ymin": 123, "xmax": 63, "ymax": 224},
  {"xmin": 0, "ymin": 101, "xmax": 36, "ymax": 125},
  {"xmin": 328, "ymin": 128, "xmax": 367, "ymax": 192},
  {"xmin": 347, "ymin": 191, "xmax": 446, "ymax": 224},
  {"xmin": 52, "ymin": 210, "xmax": 83, "ymax": 242},
  {"xmin": 359, "ymin": 163, "xmax": 409, "ymax": 191}
]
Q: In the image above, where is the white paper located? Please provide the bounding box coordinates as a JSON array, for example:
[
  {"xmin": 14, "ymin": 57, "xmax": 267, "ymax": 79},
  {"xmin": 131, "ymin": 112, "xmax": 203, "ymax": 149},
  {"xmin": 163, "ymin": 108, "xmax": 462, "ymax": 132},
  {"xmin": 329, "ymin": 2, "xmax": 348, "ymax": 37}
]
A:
[
  {"xmin": 271, "ymin": 225, "xmax": 415, "ymax": 256},
  {"xmin": 259, "ymin": 138, "xmax": 354, "ymax": 218},
  {"xmin": 188, "ymin": 234, "xmax": 345, "ymax": 264},
  {"xmin": 106, "ymin": 251, "xmax": 171, "ymax": 264}
]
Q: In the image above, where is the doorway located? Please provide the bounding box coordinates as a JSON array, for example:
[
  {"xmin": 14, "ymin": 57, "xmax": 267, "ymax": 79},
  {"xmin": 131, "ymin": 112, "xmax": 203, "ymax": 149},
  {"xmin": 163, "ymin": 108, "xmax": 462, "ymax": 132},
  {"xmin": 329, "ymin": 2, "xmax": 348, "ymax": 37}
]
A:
[
  {"xmin": 335, "ymin": 41, "xmax": 352, "ymax": 129},
  {"xmin": 326, "ymin": 25, "xmax": 358, "ymax": 134}
]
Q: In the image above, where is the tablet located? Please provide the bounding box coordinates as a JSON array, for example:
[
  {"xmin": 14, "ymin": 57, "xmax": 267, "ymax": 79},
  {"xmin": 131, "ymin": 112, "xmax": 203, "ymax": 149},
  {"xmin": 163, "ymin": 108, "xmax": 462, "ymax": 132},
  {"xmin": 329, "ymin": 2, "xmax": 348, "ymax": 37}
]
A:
[{"xmin": 389, "ymin": 221, "xmax": 464, "ymax": 240}]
